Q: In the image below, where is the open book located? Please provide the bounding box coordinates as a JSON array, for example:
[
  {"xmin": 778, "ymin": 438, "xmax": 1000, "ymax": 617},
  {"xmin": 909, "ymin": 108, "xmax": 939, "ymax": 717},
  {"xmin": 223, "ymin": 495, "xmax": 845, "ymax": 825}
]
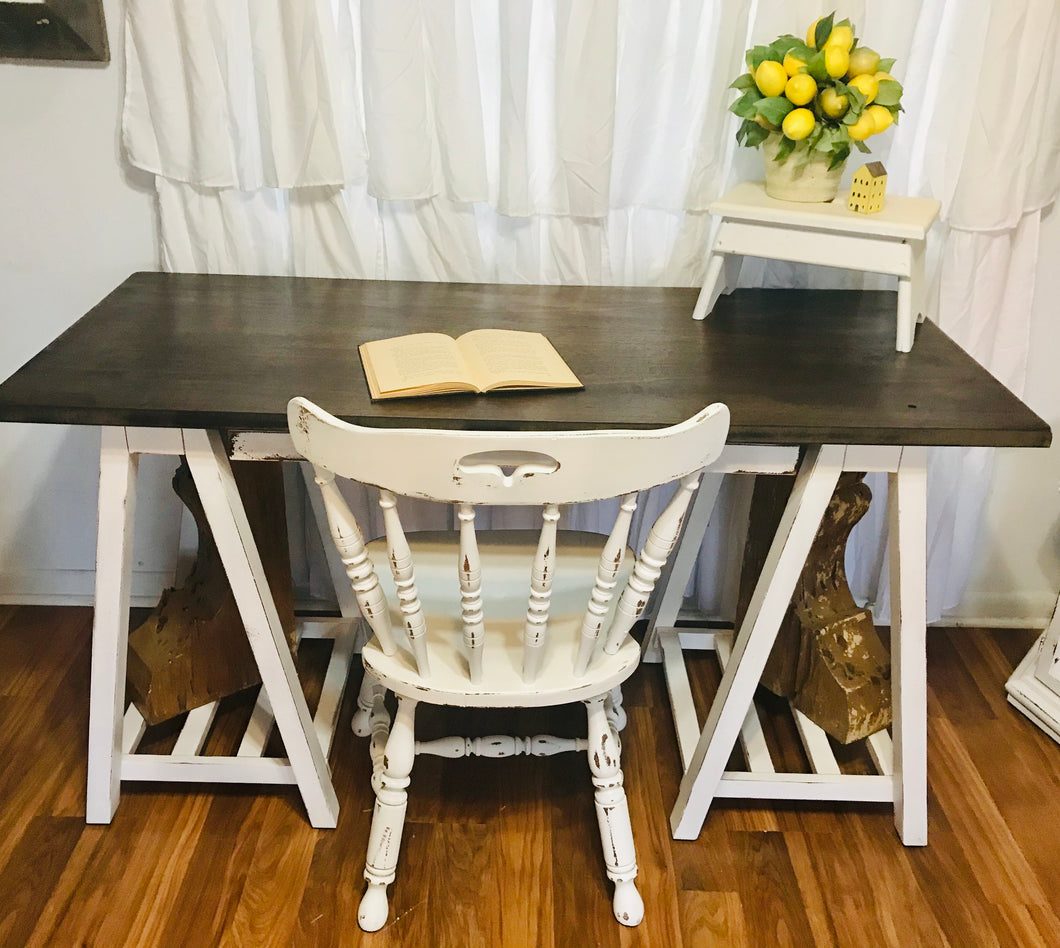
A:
[{"xmin": 358, "ymin": 329, "xmax": 583, "ymax": 400}]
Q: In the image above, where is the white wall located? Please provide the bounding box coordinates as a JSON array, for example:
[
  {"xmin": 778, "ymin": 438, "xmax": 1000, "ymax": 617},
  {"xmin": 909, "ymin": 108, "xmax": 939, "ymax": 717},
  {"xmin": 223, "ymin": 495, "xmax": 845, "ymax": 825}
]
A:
[
  {"xmin": 0, "ymin": 1, "xmax": 1058, "ymax": 624},
  {"xmin": 945, "ymin": 203, "xmax": 1060, "ymax": 626},
  {"xmin": 0, "ymin": 0, "xmax": 182, "ymax": 605}
]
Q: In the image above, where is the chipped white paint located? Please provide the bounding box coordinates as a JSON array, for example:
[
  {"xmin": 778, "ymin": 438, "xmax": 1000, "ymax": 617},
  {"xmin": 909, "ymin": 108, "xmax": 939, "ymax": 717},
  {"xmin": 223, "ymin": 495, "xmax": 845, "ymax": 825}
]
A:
[
  {"xmin": 88, "ymin": 426, "xmax": 349, "ymax": 830},
  {"xmin": 667, "ymin": 444, "xmax": 929, "ymax": 847},
  {"xmin": 288, "ymin": 396, "xmax": 730, "ymax": 930}
]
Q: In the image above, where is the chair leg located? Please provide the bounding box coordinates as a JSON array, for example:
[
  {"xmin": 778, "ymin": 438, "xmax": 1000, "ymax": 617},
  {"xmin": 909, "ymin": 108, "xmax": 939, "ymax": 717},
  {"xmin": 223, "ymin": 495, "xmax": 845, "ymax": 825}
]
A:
[
  {"xmin": 359, "ymin": 696, "xmax": 417, "ymax": 933},
  {"xmin": 351, "ymin": 670, "xmax": 382, "ymax": 737},
  {"xmin": 584, "ymin": 694, "xmax": 643, "ymax": 927},
  {"xmin": 605, "ymin": 685, "xmax": 627, "ymax": 734}
]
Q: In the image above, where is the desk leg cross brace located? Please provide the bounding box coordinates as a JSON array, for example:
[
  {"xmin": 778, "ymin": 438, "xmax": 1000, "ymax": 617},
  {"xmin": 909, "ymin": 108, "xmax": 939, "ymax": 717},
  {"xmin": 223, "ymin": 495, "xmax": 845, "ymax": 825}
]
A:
[
  {"xmin": 87, "ymin": 427, "xmax": 342, "ymax": 828},
  {"xmin": 665, "ymin": 444, "xmax": 928, "ymax": 846}
]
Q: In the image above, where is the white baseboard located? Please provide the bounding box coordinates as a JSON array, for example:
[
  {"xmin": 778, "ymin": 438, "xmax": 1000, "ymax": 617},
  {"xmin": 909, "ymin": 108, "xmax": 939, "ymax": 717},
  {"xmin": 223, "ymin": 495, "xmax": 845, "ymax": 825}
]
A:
[
  {"xmin": 939, "ymin": 590, "xmax": 1058, "ymax": 631},
  {"xmin": 0, "ymin": 569, "xmax": 173, "ymax": 608},
  {"xmin": 0, "ymin": 571, "xmax": 1055, "ymax": 632}
]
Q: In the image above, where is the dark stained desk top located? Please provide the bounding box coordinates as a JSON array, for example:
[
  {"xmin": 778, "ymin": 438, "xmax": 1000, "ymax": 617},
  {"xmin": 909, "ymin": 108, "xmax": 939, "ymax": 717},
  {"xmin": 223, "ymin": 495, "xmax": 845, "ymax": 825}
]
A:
[{"xmin": 0, "ymin": 272, "xmax": 1049, "ymax": 448}]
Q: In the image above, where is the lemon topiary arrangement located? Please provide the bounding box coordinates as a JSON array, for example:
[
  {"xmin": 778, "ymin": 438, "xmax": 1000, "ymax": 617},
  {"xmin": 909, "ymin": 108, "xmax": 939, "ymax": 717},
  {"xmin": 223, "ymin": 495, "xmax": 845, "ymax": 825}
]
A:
[{"xmin": 730, "ymin": 12, "xmax": 904, "ymax": 202}]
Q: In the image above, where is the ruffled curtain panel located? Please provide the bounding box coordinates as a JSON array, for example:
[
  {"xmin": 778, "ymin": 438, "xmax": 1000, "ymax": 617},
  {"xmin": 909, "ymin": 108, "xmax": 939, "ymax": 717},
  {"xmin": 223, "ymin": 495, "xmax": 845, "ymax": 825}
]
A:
[{"xmin": 123, "ymin": 0, "xmax": 1060, "ymax": 621}]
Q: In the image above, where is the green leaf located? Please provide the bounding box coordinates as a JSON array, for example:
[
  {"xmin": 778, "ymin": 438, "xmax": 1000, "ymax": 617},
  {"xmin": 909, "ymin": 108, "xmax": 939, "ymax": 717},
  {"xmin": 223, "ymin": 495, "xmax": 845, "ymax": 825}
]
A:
[
  {"xmin": 878, "ymin": 57, "xmax": 896, "ymax": 73},
  {"xmin": 832, "ymin": 79, "xmax": 850, "ymax": 96},
  {"xmin": 767, "ymin": 34, "xmax": 803, "ymax": 62},
  {"xmin": 874, "ymin": 79, "xmax": 903, "ymax": 107},
  {"xmin": 737, "ymin": 119, "xmax": 770, "ymax": 148},
  {"xmin": 846, "ymin": 85, "xmax": 867, "ymax": 113},
  {"xmin": 813, "ymin": 124, "xmax": 841, "ymax": 152},
  {"xmin": 756, "ymin": 95, "xmax": 795, "ymax": 125},
  {"xmin": 730, "ymin": 90, "xmax": 763, "ymax": 118},
  {"xmin": 827, "ymin": 142, "xmax": 851, "ymax": 170},
  {"xmin": 786, "ymin": 40, "xmax": 817, "ymax": 63},
  {"xmin": 748, "ymin": 44, "xmax": 772, "ymax": 70},
  {"xmin": 806, "ymin": 49, "xmax": 829, "ymax": 82},
  {"xmin": 814, "ymin": 12, "xmax": 835, "ymax": 49},
  {"xmin": 774, "ymin": 136, "xmax": 797, "ymax": 161},
  {"xmin": 729, "ymin": 72, "xmax": 757, "ymax": 91}
]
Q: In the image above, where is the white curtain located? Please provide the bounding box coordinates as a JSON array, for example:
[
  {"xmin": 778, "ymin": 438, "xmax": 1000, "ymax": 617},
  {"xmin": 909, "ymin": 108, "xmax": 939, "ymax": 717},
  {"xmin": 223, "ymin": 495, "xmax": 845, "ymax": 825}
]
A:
[{"xmin": 123, "ymin": 0, "xmax": 1060, "ymax": 621}]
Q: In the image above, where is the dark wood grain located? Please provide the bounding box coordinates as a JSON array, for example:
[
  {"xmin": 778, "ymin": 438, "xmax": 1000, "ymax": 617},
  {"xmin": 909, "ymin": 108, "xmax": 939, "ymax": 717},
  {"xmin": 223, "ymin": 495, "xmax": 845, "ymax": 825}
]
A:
[{"xmin": 0, "ymin": 272, "xmax": 1049, "ymax": 447}]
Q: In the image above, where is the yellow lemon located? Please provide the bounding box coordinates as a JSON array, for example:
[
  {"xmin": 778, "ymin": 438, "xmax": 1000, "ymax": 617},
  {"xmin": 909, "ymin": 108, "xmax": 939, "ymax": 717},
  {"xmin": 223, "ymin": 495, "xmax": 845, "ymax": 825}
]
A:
[
  {"xmin": 818, "ymin": 86, "xmax": 849, "ymax": 119},
  {"xmin": 874, "ymin": 71, "xmax": 896, "ymax": 84},
  {"xmin": 785, "ymin": 73, "xmax": 817, "ymax": 106},
  {"xmin": 806, "ymin": 17, "xmax": 824, "ymax": 47},
  {"xmin": 825, "ymin": 24, "xmax": 854, "ymax": 52},
  {"xmin": 847, "ymin": 112, "xmax": 876, "ymax": 140},
  {"xmin": 755, "ymin": 60, "xmax": 788, "ymax": 97},
  {"xmin": 824, "ymin": 45, "xmax": 850, "ymax": 79},
  {"xmin": 783, "ymin": 50, "xmax": 807, "ymax": 76},
  {"xmin": 847, "ymin": 46, "xmax": 880, "ymax": 78},
  {"xmin": 848, "ymin": 73, "xmax": 879, "ymax": 104},
  {"xmin": 867, "ymin": 104, "xmax": 894, "ymax": 133},
  {"xmin": 782, "ymin": 107, "xmax": 816, "ymax": 140}
]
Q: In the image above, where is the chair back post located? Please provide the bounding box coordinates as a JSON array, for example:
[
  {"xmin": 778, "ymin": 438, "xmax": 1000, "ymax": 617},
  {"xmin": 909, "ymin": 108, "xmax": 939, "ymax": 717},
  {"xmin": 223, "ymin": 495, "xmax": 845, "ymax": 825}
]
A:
[
  {"xmin": 602, "ymin": 472, "xmax": 703, "ymax": 656},
  {"xmin": 312, "ymin": 467, "xmax": 397, "ymax": 656}
]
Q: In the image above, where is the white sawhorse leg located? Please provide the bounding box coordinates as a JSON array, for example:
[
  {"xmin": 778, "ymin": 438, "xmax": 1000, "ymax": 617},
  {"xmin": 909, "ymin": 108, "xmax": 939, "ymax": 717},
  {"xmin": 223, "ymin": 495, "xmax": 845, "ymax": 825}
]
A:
[
  {"xmin": 87, "ymin": 427, "xmax": 138, "ymax": 823},
  {"xmin": 87, "ymin": 427, "xmax": 340, "ymax": 828},
  {"xmin": 668, "ymin": 443, "xmax": 929, "ymax": 845},
  {"xmin": 669, "ymin": 444, "xmax": 843, "ymax": 838},
  {"xmin": 889, "ymin": 445, "xmax": 928, "ymax": 844}
]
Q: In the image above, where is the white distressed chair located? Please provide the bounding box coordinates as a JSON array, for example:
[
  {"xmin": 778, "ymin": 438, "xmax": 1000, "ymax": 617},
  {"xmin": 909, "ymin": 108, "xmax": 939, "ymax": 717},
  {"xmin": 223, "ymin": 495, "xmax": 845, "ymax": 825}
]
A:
[{"xmin": 287, "ymin": 396, "xmax": 730, "ymax": 931}]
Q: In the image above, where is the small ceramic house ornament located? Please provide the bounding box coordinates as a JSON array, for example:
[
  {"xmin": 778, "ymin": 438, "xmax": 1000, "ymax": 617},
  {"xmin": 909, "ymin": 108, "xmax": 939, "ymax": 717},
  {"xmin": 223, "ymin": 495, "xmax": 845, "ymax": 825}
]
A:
[
  {"xmin": 848, "ymin": 162, "xmax": 888, "ymax": 213},
  {"xmin": 847, "ymin": 164, "xmax": 890, "ymax": 214}
]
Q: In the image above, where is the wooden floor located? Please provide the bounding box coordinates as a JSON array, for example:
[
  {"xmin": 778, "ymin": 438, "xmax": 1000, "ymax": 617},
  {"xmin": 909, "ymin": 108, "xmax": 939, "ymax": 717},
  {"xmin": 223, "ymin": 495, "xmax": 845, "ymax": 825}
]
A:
[{"xmin": 2, "ymin": 605, "xmax": 1059, "ymax": 947}]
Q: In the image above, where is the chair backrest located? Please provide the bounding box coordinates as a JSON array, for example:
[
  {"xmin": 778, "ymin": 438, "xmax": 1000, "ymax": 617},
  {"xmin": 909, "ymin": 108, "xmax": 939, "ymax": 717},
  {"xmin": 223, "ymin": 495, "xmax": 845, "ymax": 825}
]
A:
[{"xmin": 288, "ymin": 397, "xmax": 729, "ymax": 683}]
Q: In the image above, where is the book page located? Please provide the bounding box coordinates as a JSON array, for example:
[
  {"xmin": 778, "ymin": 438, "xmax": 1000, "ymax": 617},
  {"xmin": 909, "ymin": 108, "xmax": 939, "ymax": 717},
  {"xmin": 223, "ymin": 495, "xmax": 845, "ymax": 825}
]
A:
[
  {"xmin": 359, "ymin": 333, "xmax": 475, "ymax": 397},
  {"xmin": 457, "ymin": 329, "xmax": 582, "ymax": 390}
]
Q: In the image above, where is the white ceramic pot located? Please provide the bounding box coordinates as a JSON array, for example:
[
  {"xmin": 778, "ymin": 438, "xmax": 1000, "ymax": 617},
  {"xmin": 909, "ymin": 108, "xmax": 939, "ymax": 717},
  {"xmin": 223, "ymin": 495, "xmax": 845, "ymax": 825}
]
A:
[{"xmin": 762, "ymin": 133, "xmax": 845, "ymax": 203}]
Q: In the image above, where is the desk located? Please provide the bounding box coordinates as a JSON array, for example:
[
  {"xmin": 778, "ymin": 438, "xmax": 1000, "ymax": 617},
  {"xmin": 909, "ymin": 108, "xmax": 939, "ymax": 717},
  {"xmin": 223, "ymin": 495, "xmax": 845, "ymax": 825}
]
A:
[{"xmin": 0, "ymin": 272, "xmax": 1048, "ymax": 837}]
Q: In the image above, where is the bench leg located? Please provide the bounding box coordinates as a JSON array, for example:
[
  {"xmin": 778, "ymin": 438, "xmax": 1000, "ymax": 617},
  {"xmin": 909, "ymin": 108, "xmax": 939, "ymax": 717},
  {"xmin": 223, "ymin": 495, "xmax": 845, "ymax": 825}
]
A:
[{"xmin": 693, "ymin": 252, "xmax": 743, "ymax": 320}]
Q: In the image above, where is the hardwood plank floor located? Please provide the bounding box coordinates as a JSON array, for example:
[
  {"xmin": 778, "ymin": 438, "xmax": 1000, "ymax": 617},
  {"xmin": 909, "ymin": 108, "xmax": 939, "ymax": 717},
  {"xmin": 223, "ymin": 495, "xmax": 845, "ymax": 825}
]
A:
[{"xmin": 1, "ymin": 605, "xmax": 1059, "ymax": 947}]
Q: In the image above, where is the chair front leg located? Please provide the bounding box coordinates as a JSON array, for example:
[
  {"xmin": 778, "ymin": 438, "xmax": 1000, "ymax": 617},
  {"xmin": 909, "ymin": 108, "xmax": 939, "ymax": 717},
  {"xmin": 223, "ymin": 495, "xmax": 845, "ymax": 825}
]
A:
[
  {"xmin": 359, "ymin": 696, "xmax": 417, "ymax": 933},
  {"xmin": 351, "ymin": 669, "xmax": 384, "ymax": 737},
  {"xmin": 605, "ymin": 685, "xmax": 627, "ymax": 735},
  {"xmin": 585, "ymin": 694, "xmax": 643, "ymax": 927}
]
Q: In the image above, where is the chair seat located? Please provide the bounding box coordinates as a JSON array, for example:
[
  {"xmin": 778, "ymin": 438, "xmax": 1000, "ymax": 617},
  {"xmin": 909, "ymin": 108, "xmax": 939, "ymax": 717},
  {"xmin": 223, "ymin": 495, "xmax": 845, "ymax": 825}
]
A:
[{"xmin": 362, "ymin": 530, "xmax": 642, "ymax": 708}]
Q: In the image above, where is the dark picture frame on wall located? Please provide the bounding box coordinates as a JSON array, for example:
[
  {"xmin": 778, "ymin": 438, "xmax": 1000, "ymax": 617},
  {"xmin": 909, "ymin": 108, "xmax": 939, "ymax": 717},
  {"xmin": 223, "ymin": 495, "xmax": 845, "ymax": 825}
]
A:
[{"xmin": 0, "ymin": 0, "xmax": 108, "ymax": 62}]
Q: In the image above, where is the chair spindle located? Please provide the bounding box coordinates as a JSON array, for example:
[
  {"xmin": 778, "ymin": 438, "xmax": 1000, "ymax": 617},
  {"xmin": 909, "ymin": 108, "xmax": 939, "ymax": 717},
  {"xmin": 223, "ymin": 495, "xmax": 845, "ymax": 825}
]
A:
[
  {"xmin": 523, "ymin": 502, "xmax": 560, "ymax": 682},
  {"xmin": 574, "ymin": 492, "xmax": 639, "ymax": 676},
  {"xmin": 414, "ymin": 733, "xmax": 588, "ymax": 758},
  {"xmin": 378, "ymin": 489, "xmax": 429, "ymax": 676},
  {"xmin": 314, "ymin": 469, "xmax": 396, "ymax": 656},
  {"xmin": 603, "ymin": 474, "xmax": 702, "ymax": 655},
  {"xmin": 457, "ymin": 502, "xmax": 485, "ymax": 683}
]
